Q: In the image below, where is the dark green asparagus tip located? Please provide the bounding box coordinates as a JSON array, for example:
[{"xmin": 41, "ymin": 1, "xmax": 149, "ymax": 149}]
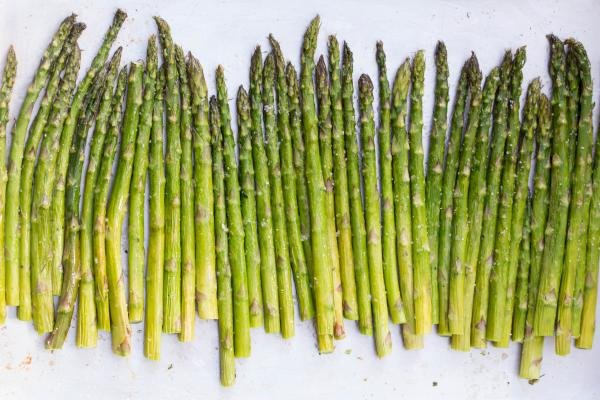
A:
[
  {"xmin": 237, "ymin": 85, "xmax": 249, "ymax": 114},
  {"xmin": 268, "ymin": 34, "xmax": 283, "ymax": 56},
  {"xmin": 436, "ymin": 41, "xmax": 447, "ymax": 57},
  {"xmin": 376, "ymin": 41, "xmax": 385, "ymax": 67},
  {"xmin": 328, "ymin": 35, "xmax": 339, "ymax": 50},
  {"xmin": 468, "ymin": 52, "xmax": 482, "ymax": 83},
  {"xmin": 316, "ymin": 55, "xmax": 327, "ymax": 77},
  {"xmin": 358, "ymin": 73, "xmax": 374, "ymax": 95},
  {"xmin": 513, "ymin": 46, "xmax": 527, "ymax": 70},
  {"xmin": 302, "ymin": 16, "xmax": 320, "ymax": 55},
  {"xmin": 154, "ymin": 16, "xmax": 171, "ymax": 38},
  {"xmin": 107, "ymin": 46, "xmax": 123, "ymax": 70},
  {"xmin": 114, "ymin": 9, "xmax": 127, "ymax": 23},
  {"xmin": 70, "ymin": 22, "xmax": 87, "ymax": 38},
  {"xmin": 251, "ymin": 46, "xmax": 262, "ymax": 72},
  {"xmin": 342, "ymin": 42, "xmax": 353, "ymax": 63}
]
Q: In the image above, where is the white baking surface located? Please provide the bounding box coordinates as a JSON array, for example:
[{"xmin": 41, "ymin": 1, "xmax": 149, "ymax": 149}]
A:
[{"xmin": 0, "ymin": 0, "xmax": 599, "ymax": 399}]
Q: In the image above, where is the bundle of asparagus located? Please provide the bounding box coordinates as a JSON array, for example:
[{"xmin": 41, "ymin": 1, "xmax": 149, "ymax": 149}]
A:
[{"xmin": 0, "ymin": 9, "xmax": 598, "ymax": 387}]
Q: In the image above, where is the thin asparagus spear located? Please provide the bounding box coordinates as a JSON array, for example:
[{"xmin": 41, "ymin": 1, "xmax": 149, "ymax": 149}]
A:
[
  {"xmin": 437, "ymin": 58, "xmax": 469, "ymax": 336},
  {"xmin": 77, "ymin": 48, "xmax": 122, "ymax": 347},
  {"xmin": 512, "ymin": 197, "xmax": 532, "ymax": 342},
  {"xmin": 93, "ymin": 67, "xmax": 127, "ymax": 332},
  {"xmin": 315, "ymin": 56, "xmax": 344, "ymax": 338},
  {"xmin": 425, "ymin": 42, "xmax": 449, "ymax": 325},
  {"xmin": 391, "ymin": 59, "xmax": 423, "ymax": 349},
  {"xmin": 145, "ymin": 66, "xmax": 165, "ymax": 360},
  {"xmin": 51, "ymin": 10, "xmax": 126, "ymax": 296},
  {"xmin": 376, "ymin": 42, "xmax": 405, "ymax": 324},
  {"xmin": 217, "ymin": 66, "xmax": 251, "ymax": 353},
  {"xmin": 328, "ymin": 36, "xmax": 358, "ymax": 320},
  {"xmin": 5, "ymin": 14, "xmax": 75, "ymax": 306},
  {"xmin": 342, "ymin": 43, "xmax": 372, "ymax": 335},
  {"xmin": 210, "ymin": 97, "xmax": 235, "ymax": 386},
  {"xmin": 0, "ymin": 46, "xmax": 16, "ymax": 324},
  {"xmin": 533, "ymin": 36, "xmax": 570, "ymax": 337},
  {"xmin": 471, "ymin": 51, "xmax": 513, "ymax": 348},
  {"xmin": 302, "ymin": 17, "xmax": 334, "ymax": 352},
  {"xmin": 519, "ymin": 94, "xmax": 551, "ymax": 379},
  {"xmin": 250, "ymin": 47, "xmax": 280, "ymax": 333},
  {"xmin": 408, "ymin": 50, "xmax": 432, "ymax": 335},
  {"xmin": 270, "ymin": 37, "xmax": 314, "ymax": 321},
  {"xmin": 155, "ymin": 17, "xmax": 182, "ymax": 334},
  {"xmin": 451, "ymin": 66, "xmax": 500, "ymax": 351},
  {"xmin": 448, "ymin": 55, "xmax": 482, "ymax": 335},
  {"xmin": 359, "ymin": 74, "xmax": 392, "ymax": 357},
  {"xmin": 105, "ymin": 61, "xmax": 144, "ymax": 355},
  {"xmin": 128, "ymin": 37, "xmax": 158, "ymax": 324},
  {"xmin": 188, "ymin": 54, "xmax": 218, "ymax": 320}
]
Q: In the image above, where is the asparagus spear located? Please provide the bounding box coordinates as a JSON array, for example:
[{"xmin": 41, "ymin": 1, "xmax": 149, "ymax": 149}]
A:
[
  {"xmin": 426, "ymin": 42, "xmax": 449, "ymax": 325},
  {"xmin": 519, "ymin": 94, "xmax": 551, "ymax": 379},
  {"xmin": 93, "ymin": 68, "xmax": 127, "ymax": 332},
  {"xmin": 533, "ymin": 36, "xmax": 570, "ymax": 337},
  {"xmin": 250, "ymin": 47, "xmax": 280, "ymax": 333},
  {"xmin": 5, "ymin": 14, "xmax": 75, "ymax": 306},
  {"xmin": 512, "ymin": 197, "xmax": 532, "ymax": 342},
  {"xmin": 302, "ymin": 17, "xmax": 334, "ymax": 352},
  {"xmin": 145, "ymin": 66, "xmax": 165, "ymax": 360},
  {"xmin": 270, "ymin": 37, "xmax": 314, "ymax": 321},
  {"xmin": 263, "ymin": 54, "xmax": 295, "ymax": 339},
  {"xmin": 359, "ymin": 74, "xmax": 392, "ymax": 357},
  {"xmin": 391, "ymin": 59, "xmax": 423, "ymax": 349},
  {"xmin": 328, "ymin": 36, "xmax": 358, "ymax": 320},
  {"xmin": 408, "ymin": 50, "xmax": 432, "ymax": 335},
  {"xmin": 217, "ymin": 66, "xmax": 251, "ymax": 353},
  {"xmin": 210, "ymin": 97, "xmax": 235, "ymax": 386},
  {"xmin": 51, "ymin": 10, "xmax": 126, "ymax": 296},
  {"xmin": 127, "ymin": 37, "xmax": 158, "ymax": 324},
  {"xmin": 176, "ymin": 45, "xmax": 196, "ymax": 341},
  {"xmin": 437, "ymin": 58, "xmax": 469, "ymax": 336},
  {"xmin": 0, "ymin": 46, "xmax": 16, "ymax": 324},
  {"xmin": 448, "ymin": 55, "xmax": 482, "ymax": 335},
  {"xmin": 451, "ymin": 67, "xmax": 500, "ymax": 351},
  {"xmin": 188, "ymin": 54, "xmax": 218, "ymax": 320},
  {"xmin": 342, "ymin": 43, "xmax": 372, "ymax": 335},
  {"xmin": 376, "ymin": 42, "xmax": 405, "ymax": 324},
  {"xmin": 315, "ymin": 56, "xmax": 344, "ymax": 338},
  {"xmin": 155, "ymin": 17, "xmax": 182, "ymax": 334},
  {"xmin": 105, "ymin": 61, "xmax": 144, "ymax": 355},
  {"xmin": 77, "ymin": 48, "xmax": 122, "ymax": 347},
  {"xmin": 471, "ymin": 51, "xmax": 512, "ymax": 348}
]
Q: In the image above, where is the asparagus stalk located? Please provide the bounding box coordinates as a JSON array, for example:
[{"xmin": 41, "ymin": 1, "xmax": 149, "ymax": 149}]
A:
[
  {"xmin": 155, "ymin": 17, "xmax": 182, "ymax": 334},
  {"xmin": 342, "ymin": 43, "xmax": 372, "ymax": 335},
  {"xmin": 451, "ymin": 66, "xmax": 500, "ymax": 351},
  {"xmin": 315, "ymin": 56, "xmax": 345, "ymax": 338},
  {"xmin": 391, "ymin": 59, "xmax": 423, "ymax": 349},
  {"xmin": 519, "ymin": 94, "xmax": 551, "ymax": 379},
  {"xmin": 93, "ymin": 67, "xmax": 127, "ymax": 332},
  {"xmin": 217, "ymin": 66, "xmax": 251, "ymax": 353},
  {"xmin": 471, "ymin": 51, "xmax": 512, "ymax": 348},
  {"xmin": 51, "ymin": 10, "xmax": 126, "ymax": 296},
  {"xmin": 425, "ymin": 42, "xmax": 449, "ymax": 325},
  {"xmin": 249, "ymin": 47, "xmax": 280, "ymax": 333},
  {"xmin": 145, "ymin": 66, "xmax": 165, "ymax": 360},
  {"xmin": 448, "ymin": 55, "xmax": 482, "ymax": 335},
  {"xmin": 210, "ymin": 97, "xmax": 235, "ymax": 386},
  {"xmin": 270, "ymin": 36, "xmax": 314, "ymax": 321},
  {"xmin": 5, "ymin": 14, "xmax": 75, "ymax": 306},
  {"xmin": 533, "ymin": 36, "xmax": 570, "ymax": 337},
  {"xmin": 127, "ymin": 37, "xmax": 158, "ymax": 324},
  {"xmin": 437, "ymin": 58, "xmax": 470, "ymax": 336},
  {"xmin": 359, "ymin": 74, "xmax": 392, "ymax": 357},
  {"xmin": 0, "ymin": 46, "xmax": 16, "ymax": 324},
  {"xmin": 328, "ymin": 36, "xmax": 358, "ymax": 320},
  {"xmin": 376, "ymin": 42, "xmax": 405, "ymax": 324},
  {"xmin": 188, "ymin": 54, "xmax": 218, "ymax": 320},
  {"xmin": 512, "ymin": 197, "xmax": 532, "ymax": 342}
]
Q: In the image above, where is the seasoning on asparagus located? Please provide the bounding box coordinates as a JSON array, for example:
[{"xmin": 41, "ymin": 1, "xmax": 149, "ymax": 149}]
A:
[{"xmin": 512, "ymin": 197, "xmax": 532, "ymax": 343}]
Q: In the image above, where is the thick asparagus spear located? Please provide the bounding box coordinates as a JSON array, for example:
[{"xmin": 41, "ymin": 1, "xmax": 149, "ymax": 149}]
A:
[
  {"xmin": 127, "ymin": 37, "xmax": 158, "ymax": 324},
  {"xmin": 315, "ymin": 56, "xmax": 344, "ymax": 338},
  {"xmin": 210, "ymin": 97, "xmax": 235, "ymax": 386},
  {"xmin": 342, "ymin": 43, "xmax": 372, "ymax": 335},
  {"xmin": 519, "ymin": 94, "xmax": 551, "ymax": 379},
  {"xmin": 5, "ymin": 14, "xmax": 75, "ymax": 306},
  {"xmin": 376, "ymin": 42, "xmax": 405, "ymax": 324},
  {"xmin": 250, "ymin": 47, "xmax": 280, "ymax": 333},
  {"xmin": 270, "ymin": 37, "xmax": 314, "ymax": 321},
  {"xmin": 512, "ymin": 197, "xmax": 532, "ymax": 342},
  {"xmin": 188, "ymin": 54, "xmax": 218, "ymax": 320},
  {"xmin": 217, "ymin": 66, "xmax": 251, "ymax": 353},
  {"xmin": 425, "ymin": 42, "xmax": 449, "ymax": 325},
  {"xmin": 359, "ymin": 74, "xmax": 392, "ymax": 357}
]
